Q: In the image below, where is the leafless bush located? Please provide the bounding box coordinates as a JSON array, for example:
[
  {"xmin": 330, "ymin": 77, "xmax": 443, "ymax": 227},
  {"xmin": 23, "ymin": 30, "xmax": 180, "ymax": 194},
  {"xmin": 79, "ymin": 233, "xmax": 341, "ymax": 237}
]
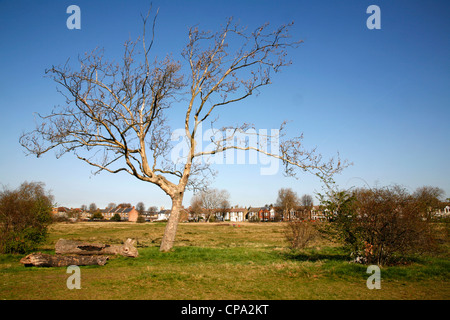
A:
[
  {"xmin": 318, "ymin": 185, "xmax": 440, "ymax": 265},
  {"xmin": 354, "ymin": 186, "xmax": 438, "ymax": 265},
  {"xmin": 284, "ymin": 220, "xmax": 319, "ymax": 250}
]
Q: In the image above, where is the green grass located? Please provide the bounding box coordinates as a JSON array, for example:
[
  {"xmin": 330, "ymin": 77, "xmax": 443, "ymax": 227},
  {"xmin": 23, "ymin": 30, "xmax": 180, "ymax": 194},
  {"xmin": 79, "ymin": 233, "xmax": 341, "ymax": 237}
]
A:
[{"xmin": 0, "ymin": 221, "xmax": 449, "ymax": 300}]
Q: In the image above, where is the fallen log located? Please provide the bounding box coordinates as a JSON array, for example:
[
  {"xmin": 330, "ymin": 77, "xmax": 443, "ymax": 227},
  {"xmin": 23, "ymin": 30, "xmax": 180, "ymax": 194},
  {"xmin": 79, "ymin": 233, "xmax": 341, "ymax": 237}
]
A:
[
  {"xmin": 55, "ymin": 238, "xmax": 138, "ymax": 257},
  {"xmin": 20, "ymin": 252, "xmax": 109, "ymax": 267}
]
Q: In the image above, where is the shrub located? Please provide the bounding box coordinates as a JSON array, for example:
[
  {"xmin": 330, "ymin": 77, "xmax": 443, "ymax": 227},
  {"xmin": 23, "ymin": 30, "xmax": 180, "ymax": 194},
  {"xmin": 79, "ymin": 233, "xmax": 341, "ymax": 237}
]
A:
[
  {"xmin": 91, "ymin": 211, "xmax": 104, "ymax": 220},
  {"xmin": 318, "ymin": 185, "xmax": 438, "ymax": 265},
  {"xmin": 111, "ymin": 213, "xmax": 121, "ymax": 222},
  {"xmin": 284, "ymin": 220, "xmax": 319, "ymax": 250},
  {"xmin": 0, "ymin": 182, "xmax": 54, "ymax": 254}
]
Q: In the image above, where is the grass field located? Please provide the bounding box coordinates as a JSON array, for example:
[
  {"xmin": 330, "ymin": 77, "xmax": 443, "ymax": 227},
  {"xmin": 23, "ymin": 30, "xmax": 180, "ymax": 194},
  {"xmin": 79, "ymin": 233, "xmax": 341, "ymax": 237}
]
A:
[{"xmin": 0, "ymin": 221, "xmax": 449, "ymax": 300}]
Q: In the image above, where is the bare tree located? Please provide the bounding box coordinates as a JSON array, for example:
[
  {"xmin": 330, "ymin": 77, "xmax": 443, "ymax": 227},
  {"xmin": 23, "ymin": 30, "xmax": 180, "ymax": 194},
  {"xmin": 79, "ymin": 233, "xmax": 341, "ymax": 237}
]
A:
[
  {"xmin": 191, "ymin": 188, "xmax": 230, "ymax": 222},
  {"xmin": 413, "ymin": 186, "xmax": 445, "ymax": 221},
  {"xmin": 107, "ymin": 202, "xmax": 117, "ymax": 211},
  {"xmin": 136, "ymin": 201, "xmax": 146, "ymax": 214},
  {"xmin": 300, "ymin": 194, "xmax": 313, "ymax": 207},
  {"xmin": 148, "ymin": 206, "xmax": 158, "ymax": 213},
  {"xmin": 300, "ymin": 194, "xmax": 314, "ymax": 219},
  {"xmin": 189, "ymin": 196, "xmax": 203, "ymax": 222},
  {"xmin": 118, "ymin": 203, "xmax": 132, "ymax": 208},
  {"xmin": 275, "ymin": 188, "xmax": 300, "ymax": 221},
  {"xmin": 219, "ymin": 198, "xmax": 231, "ymax": 221},
  {"xmin": 20, "ymin": 7, "xmax": 348, "ymax": 252},
  {"xmin": 88, "ymin": 203, "xmax": 97, "ymax": 213}
]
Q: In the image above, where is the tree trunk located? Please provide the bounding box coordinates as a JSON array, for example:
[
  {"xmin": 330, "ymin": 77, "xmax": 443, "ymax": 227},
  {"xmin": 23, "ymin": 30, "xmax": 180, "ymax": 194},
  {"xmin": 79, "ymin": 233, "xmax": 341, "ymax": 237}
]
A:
[
  {"xmin": 55, "ymin": 238, "xmax": 138, "ymax": 257},
  {"xmin": 20, "ymin": 252, "xmax": 109, "ymax": 267},
  {"xmin": 160, "ymin": 194, "xmax": 184, "ymax": 252}
]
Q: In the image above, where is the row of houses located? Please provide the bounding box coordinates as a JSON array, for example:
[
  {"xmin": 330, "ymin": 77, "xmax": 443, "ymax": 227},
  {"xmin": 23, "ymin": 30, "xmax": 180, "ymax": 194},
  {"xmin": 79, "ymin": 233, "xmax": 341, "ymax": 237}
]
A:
[
  {"xmin": 52, "ymin": 204, "xmax": 450, "ymax": 223},
  {"xmin": 192, "ymin": 205, "xmax": 327, "ymax": 222},
  {"xmin": 52, "ymin": 204, "xmax": 327, "ymax": 222},
  {"xmin": 99, "ymin": 205, "xmax": 328, "ymax": 222},
  {"xmin": 52, "ymin": 205, "xmax": 141, "ymax": 222}
]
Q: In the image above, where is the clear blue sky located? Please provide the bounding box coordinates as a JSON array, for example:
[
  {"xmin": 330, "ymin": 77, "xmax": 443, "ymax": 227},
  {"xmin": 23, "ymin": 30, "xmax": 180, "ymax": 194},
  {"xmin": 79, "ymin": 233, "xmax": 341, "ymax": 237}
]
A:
[{"xmin": 0, "ymin": 0, "xmax": 449, "ymax": 209}]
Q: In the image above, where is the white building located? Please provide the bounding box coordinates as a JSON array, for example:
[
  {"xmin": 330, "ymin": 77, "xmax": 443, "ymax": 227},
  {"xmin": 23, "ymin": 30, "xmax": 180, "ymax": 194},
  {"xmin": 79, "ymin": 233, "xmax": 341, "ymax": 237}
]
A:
[{"xmin": 224, "ymin": 208, "xmax": 247, "ymax": 222}]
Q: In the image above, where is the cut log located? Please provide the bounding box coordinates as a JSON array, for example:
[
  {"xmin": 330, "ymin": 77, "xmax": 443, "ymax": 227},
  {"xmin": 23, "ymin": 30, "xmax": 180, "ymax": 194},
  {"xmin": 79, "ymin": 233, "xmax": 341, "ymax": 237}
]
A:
[
  {"xmin": 20, "ymin": 252, "xmax": 109, "ymax": 267},
  {"xmin": 55, "ymin": 238, "xmax": 138, "ymax": 257}
]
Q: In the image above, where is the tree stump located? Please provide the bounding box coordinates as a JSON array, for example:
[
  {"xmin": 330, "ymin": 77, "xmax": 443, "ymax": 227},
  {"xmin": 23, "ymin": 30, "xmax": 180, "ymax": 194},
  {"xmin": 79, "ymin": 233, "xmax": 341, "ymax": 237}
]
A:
[
  {"xmin": 20, "ymin": 252, "xmax": 109, "ymax": 267},
  {"xmin": 55, "ymin": 238, "xmax": 138, "ymax": 257}
]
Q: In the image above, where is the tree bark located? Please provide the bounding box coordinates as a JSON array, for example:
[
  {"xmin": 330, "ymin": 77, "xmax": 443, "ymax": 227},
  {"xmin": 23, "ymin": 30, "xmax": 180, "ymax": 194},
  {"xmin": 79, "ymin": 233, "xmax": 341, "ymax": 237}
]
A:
[
  {"xmin": 20, "ymin": 252, "xmax": 109, "ymax": 267},
  {"xmin": 55, "ymin": 238, "xmax": 138, "ymax": 257},
  {"xmin": 160, "ymin": 194, "xmax": 184, "ymax": 252}
]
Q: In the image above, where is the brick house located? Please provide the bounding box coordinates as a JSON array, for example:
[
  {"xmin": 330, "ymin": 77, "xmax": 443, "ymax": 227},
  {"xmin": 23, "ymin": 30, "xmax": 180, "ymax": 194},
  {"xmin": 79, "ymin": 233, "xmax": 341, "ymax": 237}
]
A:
[
  {"xmin": 259, "ymin": 206, "xmax": 273, "ymax": 221},
  {"xmin": 310, "ymin": 205, "xmax": 327, "ymax": 220},
  {"xmin": 52, "ymin": 207, "xmax": 70, "ymax": 218},
  {"xmin": 52, "ymin": 207, "xmax": 84, "ymax": 221},
  {"xmin": 247, "ymin": 207, "xmax": 260, "ymax": 221},
  {"xmin": 246, "ymin": 206, "xmax": 275, "ymax": 221},
  {"xmin": 102, "ymin": 205, "xmax": 139, "ymax": 222}
]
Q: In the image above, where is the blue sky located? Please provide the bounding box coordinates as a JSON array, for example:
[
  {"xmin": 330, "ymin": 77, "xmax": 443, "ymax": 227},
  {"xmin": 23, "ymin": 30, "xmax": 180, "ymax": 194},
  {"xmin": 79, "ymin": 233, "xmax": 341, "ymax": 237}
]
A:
[{"xmin": 0, "ymin": 0, "xmax": 449, "ymax": 209}]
